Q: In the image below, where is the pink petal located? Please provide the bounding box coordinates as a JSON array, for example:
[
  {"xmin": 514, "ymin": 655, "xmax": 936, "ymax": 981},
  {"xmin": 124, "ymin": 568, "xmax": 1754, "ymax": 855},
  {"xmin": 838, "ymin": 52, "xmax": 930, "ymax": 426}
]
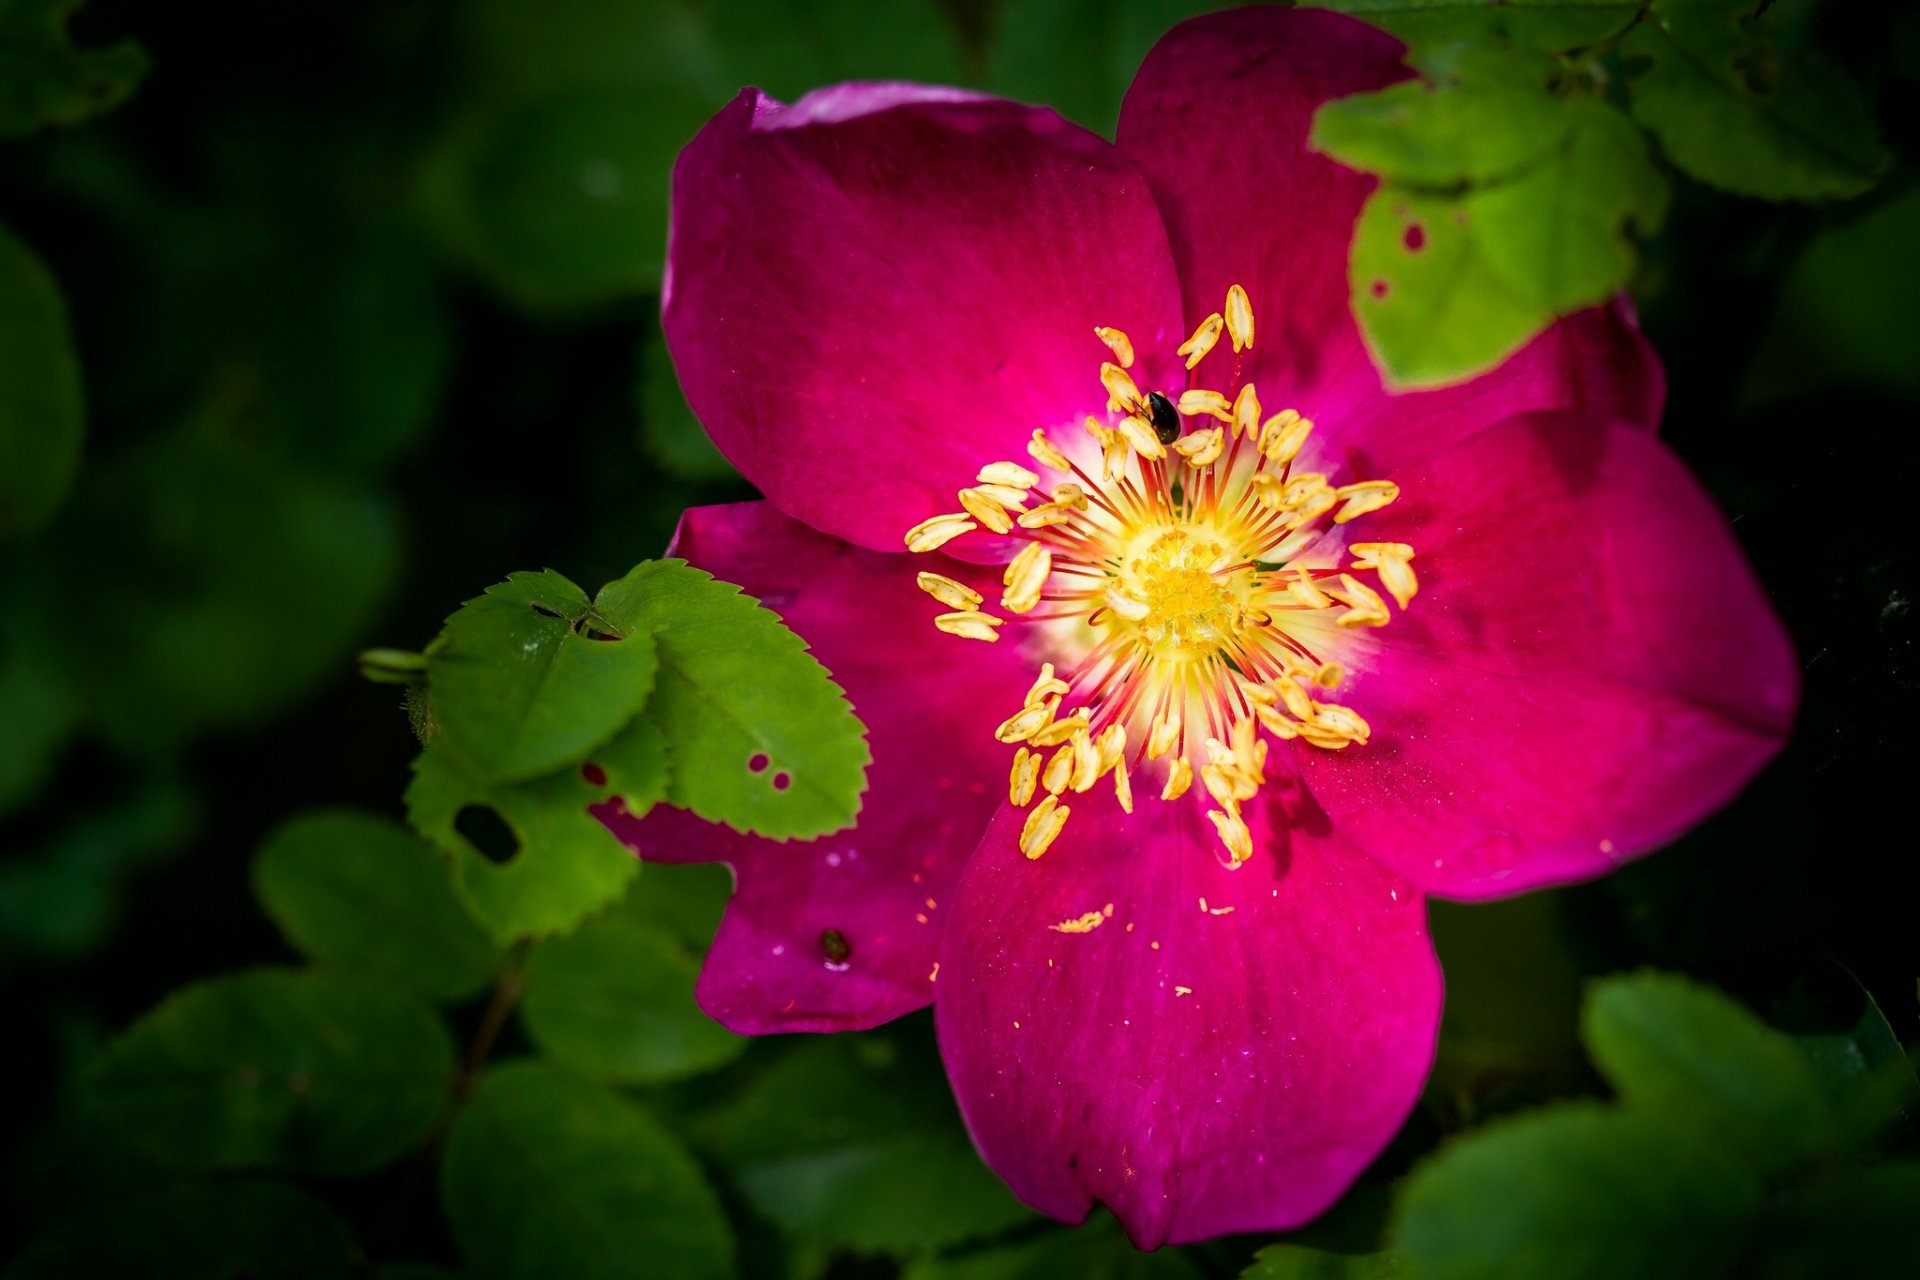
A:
[
  {"xmin": 936, "ymin": 783, "xmax": 1440, "ymax": 1248},
  {"xmin": 665, "ymin": 86, "xmax": 1184, "ymax": 560},
  {"xmin": 1116, "ymin": 11, "xmax": 1664, "ymax": 471},
  {"xmin": 600, "ymin": 502, "xmax": 1037, "ymax": 1032},
  {"xmin": 1296, "ymin": 412, "xmax": 1799, "ymax": 901}
]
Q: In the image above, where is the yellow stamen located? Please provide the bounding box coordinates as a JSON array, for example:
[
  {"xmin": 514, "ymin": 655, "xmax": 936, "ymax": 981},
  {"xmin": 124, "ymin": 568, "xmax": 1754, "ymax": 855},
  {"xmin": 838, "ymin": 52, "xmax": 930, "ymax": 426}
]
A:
[
  {"xmin": 1334, "ymin": 480, "xmax": 1400, "ymax": 524},
  {"xmin": 1069, "ymin": 729, "xmax": 1103, "ymax": 792},
  {"xmin": 971, "ymin": 481, "xmax": 1032, "ymax": 508},
  {"xmin": 1172, "ymin": 426, "xmax": 1224, "ymax": 468},
  {"xmin": 978, "ymin": 461, "xmax": 1039, "ymax": 489},
  {"xmin": 1025, "ymin": 663, "xmax": 1069, "ymax": 705},
  {"xmin": 1095, "ymin": 723, "xmax": 1128, "ymax": 772},
  {"xmin": 1209, "ymin": 807, "xmax": 1253, "ymax": 864},
  {"xmin": 935, "ymin": 610, "xmax": 1004, "ymax": 641},
  {"xmin": 1094, "ymin": 326, "xmax": 1135, "ymax": 369},
  {"xmin": 1115, "ymin": 414, "xmax": 1168, "ymax": 461},
  {"xmin": 1290, "ymin": 566, "xmax": 1331, "ymax": 608},
  {"xmin": 1029, "ymin": 429, "xmax": 1072, "ymax": 473},
  {"xmin": 905, "ymin": 513, "xmax": 975, "ymax": 553},
  {"xmin": 916, "ymin": 572, "xmax": 981, "ymax": 611},
  {"xmin": 1225, "ymin": 284, "xmax": 1254, "ymax": 352},
  {"xmin": 1020, "ymin": 794, "xmax": 1069, "ymax": 859},
  {"xmin": 1177, "ymin": 312, "xmax": 1223, "ymax": 369},
  {"xmin": 1002, "ymin": 541, "xmax": 1052, "ymax": 614},
  {"xmin": 1260, "ymin": 410, "xmax": 1312, "ymax": 465},
  {"xmin": 1147, "ymin": 715, "xmax": 1181, "ymax": 760},
  {"xmin": 1009, "ymin": 747, "xmax": 1038, "ymax": 805},
  {"xmin": 1231, "ymin": 384, "xmax": 1261, "ymax": 440},
  {"xmin": 1349, "ymin": 541, "xmax": 1418, "ymax": 608},
  {"xmin": 995, "ymin": 699, "xmax": 1056, "ymax": 744},
  {"xmin": 1101, "ymin": 361, "xmax": 1143, "ymax": 414},
  {"xmin": 1329, "ymin": 574, "xmax": 1391, "ymax": 628},
  {"xmin": 1104, "ymin": 587, "xmax": 1151, "ymax": 622},
  {"xmin": 958, "ymin": 486, "xmax": 1014, "ymax": 535},
  {"xmin": 1041, "ymin": 743, "xmax": 1074, "ymax": 794},
  {"xmin": 1161, "ymin": 757, "xmax": 1193, "ymax": 801},
  {"xmin": 1176, "ymin": 389, "xmax": 1232, "ymax": 422},
  {"xmin": 1017, "ymin": 500, "xmax": 1075, "ymax": 530},
  {"xmin": 1113, "ymin": 757, "xmax": 1134, "ymax": 814},
  {"xmin": 1030, "ymin": 708, "xmax": 1091, "ymax": 748}
]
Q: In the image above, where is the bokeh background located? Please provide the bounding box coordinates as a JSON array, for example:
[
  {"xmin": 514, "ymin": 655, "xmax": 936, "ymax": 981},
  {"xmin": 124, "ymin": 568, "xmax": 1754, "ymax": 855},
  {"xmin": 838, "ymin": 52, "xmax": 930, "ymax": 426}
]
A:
[{"xmin": 2, "ymin": 1, "xmax": 1916, "ymax": 1276}]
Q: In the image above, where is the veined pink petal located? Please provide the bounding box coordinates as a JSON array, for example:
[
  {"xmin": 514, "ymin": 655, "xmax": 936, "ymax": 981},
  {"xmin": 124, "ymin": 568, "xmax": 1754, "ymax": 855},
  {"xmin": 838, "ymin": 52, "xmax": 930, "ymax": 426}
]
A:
[
  {"xmin": 665, "ymin": 85, "xmax": 1184, "ymax": 560},
  {"xmin": 1295, "ymin": 412, "xmax": 1799, "ymax": 901},
  {"xmin": 1117, "ymin": 10, "xmax": 1665, "ymax": 474},
  {"xmin": 936, "ymin": 784, "xmax": 1440, "ymax": 1248},
  {"xmin": 599, "ymin": 502, "xmax": 1036, "ymax": 1032}
]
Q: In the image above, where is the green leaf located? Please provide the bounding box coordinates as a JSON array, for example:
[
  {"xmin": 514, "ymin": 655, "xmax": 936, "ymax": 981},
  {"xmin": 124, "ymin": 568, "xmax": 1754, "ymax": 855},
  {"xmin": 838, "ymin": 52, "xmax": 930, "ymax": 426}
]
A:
[
  {"xmin": 902, "ymin": 1214, "xmax": 1202, "ymax": 1280},
  {"xmin": 0, "ymin": 220, "xmax": 84, "ymax": 540},
  {"xmin": 624, "ymin": 859, "xmax": 732, "ymax": 953},
  {"xmin": 520, "ymin": 892, "xmax": 743, "ymax": 1083},
  {"xmin": 1581, "ymin": 971, "xmax": 1833, "ymax": 1173},
  {"xmin": 1622, "ymin": 0, "xmax": 1888, "ymax": 201},
  {"xmin": 441, "ymin": 1061, "xmax": 733, "ymax": 1280},
  {"xmin": 693, "ymin": 1029, "xmax": 1032, "ymax": 1255},
  {"xmin": 1242, "ymin": 1243, "xmax": 1403, "ymax": 1280},
  {"xmin": 988, "ymin": 0, "xmax": 1227, "ymax": 135},
  {"xmin": 405, "ymin": 718, "xmax": 667, "ymax": 942},
  {"xmin": 252, "ymin": 809, "xmax": 501, "ymax": 1003},
  {"xmin": 86, "ymin": 969, "xmax": 455, "ymax": 1176},
  {"xmin": 426, "ymin": 569, "xmax": 659, "ymax": 785},
  {"xmin": 598, "ymin": 560, "xmax": 869, "ymax": 840},
  {"xmin": 0, "ymin": 0, "xmax": 149, "ymax": 137},
  {"xmin": 1392, "ymin": 1104, "xmax": 1762, "ymax": 1280},
  {"xmin": 7, "ymin": 1180, "xmax": 358, "ymax": 1280},
  {"xmin": 1314, "ymin": 1, "xmax": 1642, "ymax": 54}
]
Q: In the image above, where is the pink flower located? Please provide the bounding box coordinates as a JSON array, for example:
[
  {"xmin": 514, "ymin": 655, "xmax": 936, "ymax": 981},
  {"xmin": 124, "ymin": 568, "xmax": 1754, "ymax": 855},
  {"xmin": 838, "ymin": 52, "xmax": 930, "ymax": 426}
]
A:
[{"xmin": 605, "ymin": 7, "xmax": 1798, "ymax": 1248}]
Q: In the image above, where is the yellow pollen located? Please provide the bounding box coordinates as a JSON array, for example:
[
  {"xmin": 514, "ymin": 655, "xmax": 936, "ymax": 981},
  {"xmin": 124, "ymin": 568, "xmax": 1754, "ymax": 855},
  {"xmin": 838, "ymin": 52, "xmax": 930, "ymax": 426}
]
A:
[
  {"xmin": 1021, "ymin": 794, "xmax": 1070, "ymax": 859},
  {"xmin": 1329, "ymin": 574, "xmax": 1392, "ymax": 628},
  {"xmin": 1069, "ymin": 729, "xmax": 1103, "ymax": 792},
  {"xmin": 1225, "ymin": 284, "xmax": 1255, "ymax": 352},
  {"xmin": 1050, "ymin": 903, "xmax": 1112, "ymax": 933},
  {"xmin": 995, "ymin": 699, "xmax": 1056, "ymax": 744},
  {"xmin": 1177, "ymin": 311, "xmax": 1224, "ymax": 369},
  {"xmin": 916, "ymin": 572, "xmax": 981, "ymax": 611},
  {"xmin": 1260, "ymin": 410, "xmax": 1312, "ymax": 465},
  {"xmin": 905, "ymin": 513, "xmax": 975, "ymax": 552},
  {"xmin": 1113, "ymin": 757, "xmax": 1133, "ymax": 813},
  {"xmin": 1094, "ymin": 326, "xmax": 1135, "ymax": 368},
  {"xmin": 1147, "ymin": 715, "xmax": 1181, "ymax": 760}
]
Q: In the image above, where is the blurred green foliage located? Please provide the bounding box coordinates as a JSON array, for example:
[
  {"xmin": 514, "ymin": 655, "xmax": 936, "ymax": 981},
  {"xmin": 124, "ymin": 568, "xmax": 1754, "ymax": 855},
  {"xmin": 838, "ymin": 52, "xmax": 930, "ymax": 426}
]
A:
[{"xmin": 2, "ymin": 0, "xmax": 1916, "ymax": 1277}]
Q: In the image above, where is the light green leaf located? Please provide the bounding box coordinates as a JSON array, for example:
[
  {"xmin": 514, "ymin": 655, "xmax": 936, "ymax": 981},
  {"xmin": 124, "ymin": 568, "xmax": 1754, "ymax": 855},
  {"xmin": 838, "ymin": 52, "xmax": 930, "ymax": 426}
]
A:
[
  {"xmin": 1393, "ymin": 1104, "xmax": 1762, "ymax": 1280},
  {"xmin": 988, "ymin": 0, "xmax": 1228, "ymax": 134},
  {"xmin": 0, "ymin": 0, "xmax": 149, "ymax": 137},
  {"xmin": 426, "ymin": 569, "xmax": 658, "ymax": 785},
  {"xmin": 1582, "ymin": 970, "xmax": 1833, "ymax": 1174},
  {"xmin": 7, "ymin": 1180, "xmax": 358, "ymax": 1280},
  {"xmin": 85, "ymin": 969, "xmax": 456, "ymax": 1176},
  {"xmin": 0, "ymin": 220, "xmax": 84, "ymax": 540},
  {"xmin": 598, "ymin": 560, "xmax": 869, "ymax": 840},
  {"xmin": 441, "ymin": 1061, "xmax": 732, "ymax": 1280},
  {"xmin": 405, "ymin": 718, "xmax": 667, "ymax": 943},
  {"xmin": 1313, "ymin": 1, "xmax": 1641, "ymax": 54},
  {"xmin": 520, "ymin": 892, "xmax": 742, "ymax": 1083},
  {"xmin": 252, "ymin": 809, "xmax": 501, "ymax": 1002},
  {"xmin": 1623, "ymin": 0, "xmax": 1888, "ymax": 201}
]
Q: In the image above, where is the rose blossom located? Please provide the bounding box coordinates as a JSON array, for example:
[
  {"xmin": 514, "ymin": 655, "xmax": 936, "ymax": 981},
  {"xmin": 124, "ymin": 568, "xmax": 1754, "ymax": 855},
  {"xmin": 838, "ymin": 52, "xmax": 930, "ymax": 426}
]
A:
[{"xmin": 603, "ymin": 7, "xmax": 1798, "ymax": 1247}]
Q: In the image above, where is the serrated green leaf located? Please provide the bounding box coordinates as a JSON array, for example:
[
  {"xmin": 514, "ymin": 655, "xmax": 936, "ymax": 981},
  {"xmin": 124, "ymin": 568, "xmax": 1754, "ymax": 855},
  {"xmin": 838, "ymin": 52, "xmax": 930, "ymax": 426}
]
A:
[
  {"xmin": 902, "ymin": 1214, "xmax": 1202, "ymax": 1280},
  {"xmin": 596, "ymin": 560, "xmax": 869, "ymax": 840},
  {"xmin": 1392, "ymin": 1104, "xmax": 1762, "ymax": 1280},
  {"xmin": 1623, "ymin": 1, "xmax": 1887, "ymax": 201},
  {"xmin": 427, "ymin": 569, "xmax": 659, "ymax": 785},
  {"xmin": 1581, "ymin": 971, "xmax": 1833, "ymax": 1174},
  {"xmin": 85, "ymin": 969, "xmax": 456, "ymax": 1176},
  {"xmin": 1241, "ymin": 1243, "xmax": 1403, "ymax": 1280},
  {"xmin": 441, "ymin": 1061, "xmax": 732, "ymax": 1280},
  {"xmin": 0, "ymin": 220, "xmax": 84, "ymax": 540},
  {"xmin": 0, "ymin": 0, "xmax": 149, "ymax": 137},
  {"xmin": 1314, "ymin": 1, "xmax": 1641, "ymax": 54},
  {"xmin": 405, "ymin": 719, "xmax": 667, "ymax": 942},
  {"xmin": 520, "ymin": 893, "xmax": 742, "ymax": 1083},
  {"xmin": 988, "ymin": 0, "xmax": 1227, "ymax": 134},
  {"xmin": 252, "ymin": 809, "xmax": 501, "ymax": 1002},
  {"xmin": 693, "ymin": 1029, "xmax": 1032, "ymax": 1255},
  {"xmin": 7, "ymin": 1180, "xmax": 358, "ymax": 1280}
]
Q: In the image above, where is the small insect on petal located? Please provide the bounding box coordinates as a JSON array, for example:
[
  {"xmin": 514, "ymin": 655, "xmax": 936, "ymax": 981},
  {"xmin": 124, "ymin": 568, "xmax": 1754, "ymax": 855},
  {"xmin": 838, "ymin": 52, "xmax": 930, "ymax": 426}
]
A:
[
  {"xmin": 916, "ymin": 572, "xmax": 981, "ymax": 611},
  {"xmin": 1225, "ymin": 284, "xmax": 1255, "ymax": 352},
  {"xmin": 905, "ymin": 513, "xmax": 976, "ymax": 552},
  {"xmin": 1094, "ymin": 325, "xmax": 1135, "ymax": 369},
  {"xmin": 1177, "ymin": 311, "xmax": 1224, "ymax": 369}
]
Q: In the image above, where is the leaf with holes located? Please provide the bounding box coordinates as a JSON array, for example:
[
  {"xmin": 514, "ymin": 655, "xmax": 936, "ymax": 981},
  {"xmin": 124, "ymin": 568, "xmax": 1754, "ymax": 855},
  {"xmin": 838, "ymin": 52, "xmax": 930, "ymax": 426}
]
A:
[
  {"xmin": 0, "ymin": 0, "xmax": 149, "ymax": 137},
  {"xmin": 405, "ymin": 716, "xmax": 667, "ymax": 943},
  {"xmin": 1623, "ymin": 0, "xmax": 1887, "ymax": 202},
  {"xmin": 0, "ymin": 221, "xmax": 84, "ymax": 541},
  {"xmin": 85, "ymin": 969, "xmax": 456, "ymax": 1176},
  {"xmin": 441, "ymin": 1062, "xmax": 732, "ymax": 1280},
  {"xmin": 1316, "ymin": 1, "xmax": 1642, "ymax": 56},
  {"xmin": 426, "ymin": 569, "xmax": 658, "ymax": 785},
  {"xmin": 596, "ymin": 559, "xmax": 869, "ymax": 840},
  {"xmin": 252, "ymin": 809, "xmax": 501, "ymax": 1002}
]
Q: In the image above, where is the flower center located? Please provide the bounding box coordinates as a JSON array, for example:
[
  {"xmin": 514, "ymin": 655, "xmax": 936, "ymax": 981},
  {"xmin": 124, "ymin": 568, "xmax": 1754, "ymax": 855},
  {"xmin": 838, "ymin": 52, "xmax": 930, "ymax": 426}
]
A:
[{"xmin": 902, "ymin": 285, "xmax": 1418, "ymax": 867}]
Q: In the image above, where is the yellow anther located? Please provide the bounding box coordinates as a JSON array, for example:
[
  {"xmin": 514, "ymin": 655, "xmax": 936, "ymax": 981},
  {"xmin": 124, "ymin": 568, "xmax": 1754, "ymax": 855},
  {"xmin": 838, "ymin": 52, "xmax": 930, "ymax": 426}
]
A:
[
  {"xmin": 1020, "ymin": 794, "xmax": 1070, "ymax": 860},
  {"xmin": 1249, "ymin": 473, "xmax": 1284, "ymax": 511},
  {"xmin": 1002, "ymin": 541, "xmax": 1052, "ymax": 614},
  {"xmin": 1030, "ymin": 708, "xmax": 1091, "ymax": 748},
  {"xmin": 1255, "ymin": 703, "xmax": 1297, "ymax": 738},
  {"xmin": 1349, "ymin": 541, "xmax": 1418, "ymax": 608},
  {"xmin": 1147, "ymin": 715, "xmax": 1181, "ymax": 759},
  {"xmin": 978, "ymin": 461, "xmax": 1039, "ymax": 489},
  {"xmin": 1101, "ymin": 361, "xmax": 1143, "ymax": 414},
  {"xmin": 1330, "ymin": 574, "xmax": 1391, "ymax": 628},
  {"xmin": 1177, "ymin": 312, "xmax": 1224, "ymax": 369},
  {"xmin": 1094, "ymin": 326, "xmax": 1135, "ymax": 369},
  {"xmin": 1116, "ymin": 414, "xmax": 1168, "ymax": 461},
  {"xmin": 995, "ymin": 699, "xmax": 1057, "ymax": 744},
  {"xmin": 1241, "ymin": 681, "xmax": 1278, "ymax": 707},
  {"xmin": 1016, "ymin": 501, "xmax": 1075, "ymax": 530},
  {"xmin": 1095, "ymin": 723, "xmax": 1128, "ymax": 771},
  {"xmin": 1177, "ymin": 389, "xmax": 1233, "ymax": 422},
  {"xmin": 1025, "ymin": 663, "xmax": 1069, "ymax": 705},
  {"xmin": 958, "ymin": 486, "xmax": 1015, "ymax": 535},
  {"xmin": 1160, "ymin": 756, "xmax": 1193, "ymax": 801},
  {"xmin": 1052, "ymin": 483, "xmax": 1088, "ymax": 510},
  {"xmin": 1334, "ymin": 480, "xmax": 1400, "ymax": 524},
  {"xmin": 1209, "ymin": 807, "xmax": 1253, "ymax": 865},
  {"xmin": 1104, "ymin": 587, "xmax": 1151, "ymax": 622},
  {"xmin": 1309, "ymin": 702, "xmax": 1371, "ymax": 745},
  {"xmin": 1315, "ymin": 661, "xmax": 1345, "ymax": 689},
  {"xmin": 1260, "ymin": 410, "xmax": 1312, "ymax": 465},
  {"xmin": 1041, "ymin": 744, "xmax": 1074, "ymax": 795},
  {"xmin": 1290, "ymin": 567, "xmax": 1332, "ymax": 609},
  {"xmin": 1113, "ymin": 757, "xmax": 1133, "ymax": 814},
  {"xmin": 1201, "ymin": 763, "xmax": 1240, "ymax": 811},
  {"xmin": 935, "ymin": 610, "xmax": 1004, "ymax": 642},
  {"xmin": 1069, "ymin": 729, "xmax": 1103, "ymax": 792},
  {"xmin": 972, "ymin": 482, "xmax": 1032, "ymax": 508},
  {"xmin": 1225, "ymin": 284, "xmax": 1254, "ymax": 353},
  {"xmin": 916, "ymin": 572, "xmax": 981, "ymax": 611},
  {"xmin": 905, "ymin": 513, "xmax": 976, "ymax": 553},
  {"xmin": 1009, "ymin": 747, "xmax": 1038, "ymax": 806},
  {"xmin": 1230, "ymin": 714, "xmax": 1263, "ymax": 772},
  {"xmin": 1277, "ymin": 675, "xmax": 1314, "ymax": 720},
  {"xmin": 1231, "ymin": 384, "xmax": 1261, "ymax": 439},
  {"xmin": 1172, "ymin": 426, "xmax": 1224, "ymax": 468},
  {"xmin": 1029, "ymin": 429, "xmax": 1072, "ymax": 473}
]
